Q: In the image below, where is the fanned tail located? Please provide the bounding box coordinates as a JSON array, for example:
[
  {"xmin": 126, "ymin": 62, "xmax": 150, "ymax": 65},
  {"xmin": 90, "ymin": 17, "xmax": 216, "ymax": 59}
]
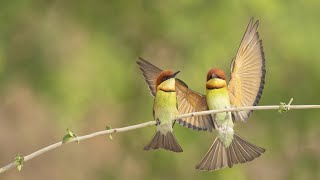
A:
[
  {"xmin": 195, "ymin": 138, "xmax": 229, "ymax": 170},
  {"xmin": 144, "ymin": 131, "xmax": 183, "ymax": 152},
  {"xmin": 226, "ymin": 133, "xmax": 265, "ymax": 166},
  {"xmin": 195, "ymin": 133, "xmax": 265, "ymax": 171}
]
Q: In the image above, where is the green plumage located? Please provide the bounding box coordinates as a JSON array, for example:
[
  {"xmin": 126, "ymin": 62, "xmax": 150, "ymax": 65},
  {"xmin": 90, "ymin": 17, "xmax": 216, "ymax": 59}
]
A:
[
  {"xmin": 144, "ymin": 78, "xmax": 182, "ymax": 152},
  {"xmin": 206, "ymin": 87, "xmax": 234, "ymax": 147},
  {"xmin": 196, "ymin": 84, "xmax": 265, "ymax": 171},
  {"xmin": 153, "ymin": 90, "xmax": 178, "ymax": 134}
]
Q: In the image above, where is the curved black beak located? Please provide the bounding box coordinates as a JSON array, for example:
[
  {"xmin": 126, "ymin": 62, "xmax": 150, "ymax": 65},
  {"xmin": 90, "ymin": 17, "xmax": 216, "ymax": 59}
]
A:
[{"xmin": 171, "ymin": 71, "xmax": 180, "ymax": 78}]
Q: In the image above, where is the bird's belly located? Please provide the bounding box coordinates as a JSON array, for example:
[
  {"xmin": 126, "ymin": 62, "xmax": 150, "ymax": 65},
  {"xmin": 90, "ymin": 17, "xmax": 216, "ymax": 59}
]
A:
[
  {"xmin": 155, "ymin": 107, "xmax": 177, "ymax": 134},
  {"xmin": 206, "ymin": 89, "xmax": 234, "ymax": 147},
  {"xmin": 206, "ymin": 93, "xmax": 232, "ymax": 126},
  {"xmin": 154, "ymin": 91, "xmax": 178, "ymax": 134}
]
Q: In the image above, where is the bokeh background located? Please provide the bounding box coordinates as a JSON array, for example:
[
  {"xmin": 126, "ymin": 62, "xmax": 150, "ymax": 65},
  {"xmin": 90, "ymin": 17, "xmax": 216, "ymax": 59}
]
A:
[{"xmin": 0, "ymin": 0, "xmax": 320, "ymax": 179}]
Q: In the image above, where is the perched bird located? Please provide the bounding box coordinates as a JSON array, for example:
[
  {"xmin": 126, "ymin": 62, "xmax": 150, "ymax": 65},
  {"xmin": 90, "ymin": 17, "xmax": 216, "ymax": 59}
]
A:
[
  {"xmin": 138, "ymin": 17, "xmax": 266, "ymax": 169},
  {"xmin": 138, "ymin": 66, "xmax": 183, "ymax": 152},
  {"xmin": 195, "ymin": 18, "xmax": 266, "ymax": 171},
  {"xmin": 137, "ymin": 58, "xmax": 214, "ymax": 152}
]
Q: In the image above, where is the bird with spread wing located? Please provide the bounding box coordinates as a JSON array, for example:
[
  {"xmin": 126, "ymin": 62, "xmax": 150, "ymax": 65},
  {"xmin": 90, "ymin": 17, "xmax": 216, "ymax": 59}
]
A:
[
  {"xmin": 137, "ymin": 17, "xmax": 266, "ymax": 170},
  {"xmin": 136, "ymin": 58, "xmax": 215, "ymax": 153},
  {"xmin": 194, "ymin": 17, "xmax": 266, "ymax": 171}
]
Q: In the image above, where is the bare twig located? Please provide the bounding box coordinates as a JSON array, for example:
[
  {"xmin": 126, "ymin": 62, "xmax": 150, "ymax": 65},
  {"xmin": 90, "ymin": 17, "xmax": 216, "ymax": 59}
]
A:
[
  {"xmin": 1, "ymin": 103, "xmax": 320, "ymax": 174},
  {"xmin": 0, "ymin": 121, "xmax": 156, "ymax": 174},
  {"xmin": 178, "ymin": 104, "xmax": 320, "ymax": 119}
]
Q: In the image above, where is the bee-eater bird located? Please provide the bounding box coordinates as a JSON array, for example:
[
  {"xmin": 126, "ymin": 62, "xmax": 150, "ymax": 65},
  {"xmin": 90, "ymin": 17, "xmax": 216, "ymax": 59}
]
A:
[
  {"xmin": 194, "ymin": 18, "xmax": 267, "ymax": 171},
  {"xmin": 137, "ymin": 58, "xmax": 215, "ymax": 152}
]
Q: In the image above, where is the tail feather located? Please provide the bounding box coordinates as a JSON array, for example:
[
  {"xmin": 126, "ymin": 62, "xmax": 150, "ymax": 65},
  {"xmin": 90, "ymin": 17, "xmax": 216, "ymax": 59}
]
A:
[
  {"xmin": 195, "ymin": 138, "xmax": 229, "ymax": 170},
  {"xmin": 196, "ymin": 133, "xmax": 265, "ymax": 171},
  {"xmin": 227, "ymin": 134, "xmax": 265, "ymax": 166},
  {"xmin": 144, "ymin": 131, "xmax": 183, "ymax": 152}
]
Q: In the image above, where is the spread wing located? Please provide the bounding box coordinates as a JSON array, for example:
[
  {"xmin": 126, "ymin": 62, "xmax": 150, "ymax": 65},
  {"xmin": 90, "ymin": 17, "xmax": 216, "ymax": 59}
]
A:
[
  {"xmin": 175, "ymin": 79, "xmax": 214, "ymax": 131},
  {"xmin": 228, "ymin": 18, "xmax": 266, "ymax": 122},
  {"xmin": 136, "ymin": 57, "xmax": 162, "ymax": 96},
  {"xmin": 136, "ymin": 58, "xmax": 214, "ymax": 131}
]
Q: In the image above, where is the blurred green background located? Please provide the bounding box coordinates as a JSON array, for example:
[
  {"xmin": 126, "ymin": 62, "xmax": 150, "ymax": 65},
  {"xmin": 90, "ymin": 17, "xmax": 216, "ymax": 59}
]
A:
[{"xmin": 0, "ymin": 0, "xmax": 320, "ymax": 179}]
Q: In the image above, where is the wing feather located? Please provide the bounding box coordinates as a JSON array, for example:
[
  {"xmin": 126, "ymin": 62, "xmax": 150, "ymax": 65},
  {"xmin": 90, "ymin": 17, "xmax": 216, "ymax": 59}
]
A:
[
  {"xmin": 137, "ymin": 58, "xmax": 214, "ymax": 131},
  {"xmin": 175, "ymin": 79, "xmax": 214, "ymax": 131},
  {"xmin": 228, "ymin": 18, "xmax": 266, "ymax": 122},
  {"xmin": 136, "ymin": 57, "xmax": 163, "ymax": 96}
]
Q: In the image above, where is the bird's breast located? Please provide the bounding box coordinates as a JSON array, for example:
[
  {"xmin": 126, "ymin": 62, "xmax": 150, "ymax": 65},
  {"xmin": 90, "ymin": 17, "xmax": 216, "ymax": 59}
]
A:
[
  {"xmin": 206, "ymin": 88, "xmax": 230, "ymax": 110},
  {"xmin": 154, "ymin": 90, "xmax": 178, "ymax": 125},
  {"xmin": 206, "ymin": 88, "xmax": 233, "ymax": 126}
]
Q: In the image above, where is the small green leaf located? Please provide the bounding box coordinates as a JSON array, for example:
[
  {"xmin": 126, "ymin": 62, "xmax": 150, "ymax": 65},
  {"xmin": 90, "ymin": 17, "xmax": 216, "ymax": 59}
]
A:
[
  {"xmin": 62, "ymin": 134, "xmax": 72, "ymax": 143},
  {"xmin": 62, "ymin": 129, "xmax": 78, "ymax": 143},
  {"xmin": 14, "ymin": 154, "xmax": 24, "ymax": 171},
  {"xmin": 278, "ymin": 102, "xmax": 288, "ymax": 114},
  {"xmin": 106, "ymin": 125, "xmax": 113, "ymax": 140}
]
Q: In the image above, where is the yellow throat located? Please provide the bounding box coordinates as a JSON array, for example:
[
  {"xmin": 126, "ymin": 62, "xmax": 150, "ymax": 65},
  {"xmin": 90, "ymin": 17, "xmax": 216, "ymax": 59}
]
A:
[
  {"xmin": 206, "ymin": 78, "xmax": 227, "ymax": 89},
  {"xmin": 157, "ymin": 78, "xmax": 175, "ymax": 91}
]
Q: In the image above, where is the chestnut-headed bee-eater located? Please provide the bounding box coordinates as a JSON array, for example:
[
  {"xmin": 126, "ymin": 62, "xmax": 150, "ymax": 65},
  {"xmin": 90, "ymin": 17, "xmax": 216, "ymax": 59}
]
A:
[
  {"xmin": 138, "ymin": 18, "xmax": 266, "ymax": 167},
  {"xmin": 194, "ymin": 18, "xmax": 267, "ymax": 170},
  {"xmin": 137, "ymin": 58, "xmax": 215, "ymax": 152},
  {"xmin": 138, "ymin": 17, "xmax": 266, "ymax": 169}
]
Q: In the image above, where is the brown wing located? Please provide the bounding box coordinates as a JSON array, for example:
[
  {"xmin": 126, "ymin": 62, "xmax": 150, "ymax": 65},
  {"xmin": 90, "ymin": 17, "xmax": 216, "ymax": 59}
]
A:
[
  {"xmin": 137, "ymin": 58, "xmax": 214, "ymax": 131},
  {"xmin": 228, "ymin": 18, "xmax": 266, "ymax": 122},
  {"xmin": 175, "ymin": 79, "xmax": 214, "ymax": 131},
  {"xmin": 136, "ymin": 57, "xmax": 162, "ymax": 96}
]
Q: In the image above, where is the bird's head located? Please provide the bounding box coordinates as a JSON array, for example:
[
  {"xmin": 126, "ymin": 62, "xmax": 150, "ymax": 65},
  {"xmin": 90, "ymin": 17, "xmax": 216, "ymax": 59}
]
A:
[
  {"xmin": 156, "ymin": 70, "xmax": 180, "ymax": 92},
  {"xmin": 206, "ymin": 68, "xmax": 227, "ymax": 89}
]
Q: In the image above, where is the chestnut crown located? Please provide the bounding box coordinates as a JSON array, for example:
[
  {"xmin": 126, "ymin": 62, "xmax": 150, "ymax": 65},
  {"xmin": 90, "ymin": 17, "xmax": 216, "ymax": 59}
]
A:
[
  {"xmin": 156, "ymin": 70, "xmax": 180, "ymax": 87},
  {"xmin": 206, "ymin": 68, "xmax": 226, "ymax": 81}
]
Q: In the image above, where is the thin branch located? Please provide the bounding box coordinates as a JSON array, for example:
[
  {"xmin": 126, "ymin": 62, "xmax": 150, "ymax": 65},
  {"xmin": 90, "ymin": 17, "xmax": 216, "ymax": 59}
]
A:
[
  {"xmin": 0, "ymin": 121, "xmax": 156, "ymax": 174},
  {"xmin": 177, "ymin": 104, "xmax": 320, "ymax": 119},
  {"xmin": 1, "ymin": 103, "xmax": 320, "ymax": 174}
]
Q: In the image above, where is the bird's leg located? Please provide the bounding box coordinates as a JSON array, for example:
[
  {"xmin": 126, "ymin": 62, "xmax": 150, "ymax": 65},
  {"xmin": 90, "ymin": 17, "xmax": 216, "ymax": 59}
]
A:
[{"xmin": 156, "ymin": 119, "xmax": 161, "ymax": 126}]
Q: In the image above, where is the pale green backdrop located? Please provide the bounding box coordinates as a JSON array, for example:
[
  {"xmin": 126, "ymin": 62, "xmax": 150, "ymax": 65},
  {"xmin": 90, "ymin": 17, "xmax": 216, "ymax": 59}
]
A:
[{"xmin": 0, "ymin": 0, "xmax": 320, "ymax": 180}]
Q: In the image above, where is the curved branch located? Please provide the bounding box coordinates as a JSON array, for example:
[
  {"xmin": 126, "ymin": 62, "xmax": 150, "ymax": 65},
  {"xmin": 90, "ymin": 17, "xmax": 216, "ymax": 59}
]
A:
[
  {"xmin": 1, "ymin": 103, "xmax": 320, "ymax": 174},
  {"xmin": 0, "ymin": 121, "xmax": 156, "ymax": 174}
]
